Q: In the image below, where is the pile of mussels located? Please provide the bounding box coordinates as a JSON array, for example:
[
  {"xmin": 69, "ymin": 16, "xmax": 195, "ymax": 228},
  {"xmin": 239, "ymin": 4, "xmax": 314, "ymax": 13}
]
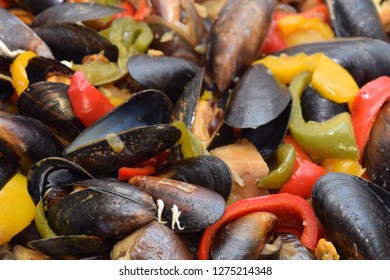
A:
[{"xmin": 0, "ymin": 0, "xmax": 390, "ymax": 260}]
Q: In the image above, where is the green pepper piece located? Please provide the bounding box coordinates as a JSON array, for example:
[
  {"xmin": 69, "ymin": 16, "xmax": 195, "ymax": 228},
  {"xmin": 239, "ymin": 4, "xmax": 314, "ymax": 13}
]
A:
[
  {"xmin": 259, "ymin": 143, "xmax": 296, "ymax": 189},
  {"xmin": 172, "ymin": 121, "xmax": 209, "ymax": 159},
  {"xmin": 35, "ymin": 200, "xmax": 57, "ymax": 238},
  {"xmin": 288, "ymin": 71, "xmax": 359, "ymax": 160}
]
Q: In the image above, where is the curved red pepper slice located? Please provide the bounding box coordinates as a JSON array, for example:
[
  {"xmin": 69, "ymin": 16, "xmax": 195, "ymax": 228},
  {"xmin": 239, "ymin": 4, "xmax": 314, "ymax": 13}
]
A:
[
  {"xmin": 198, "ymin": 193, "xmax": 320, "ymax": 259},
  {"xmin": 351, "ymin": 76, "xmax": 390, "ymax": 158},
  {"xmin": 67, "ymin": 70, "xmax": 114, "ymax": 127}
]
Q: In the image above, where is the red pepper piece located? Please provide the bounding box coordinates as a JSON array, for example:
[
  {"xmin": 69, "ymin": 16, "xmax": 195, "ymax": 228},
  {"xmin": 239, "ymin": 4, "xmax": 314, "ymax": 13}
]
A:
[
  {"xmin": 67, "ymin": 71, "xmax": 114, "ymax": 127},
  {"xmin": 133, "ymin": 0, "xmax": 151, "ymax": 21},
  {"xmin": 283, "ymin": 133, "xmax": 312, "ymax": 167},
  {"xmin": 198, "ymin": 193, "xmax": 320, "ymax": 259},
  {"xmin": 351, "ymin": 76, "xmax": 390, "ymax": 158},
  {"xmin": 279, "ymin": 160, "xmax": 327, "ymax": 199},
  {"xmin": 111, "ymin": 1, "xmax": 136, "ymax": 21}
]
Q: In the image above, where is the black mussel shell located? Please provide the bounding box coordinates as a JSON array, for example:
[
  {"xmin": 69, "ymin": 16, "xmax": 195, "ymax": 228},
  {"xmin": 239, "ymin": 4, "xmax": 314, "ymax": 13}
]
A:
[
  {"xmin": 171, "ymin": 67, "xmax": 204, "ymax": 130},
  {"xmin": 28, "ymin": 235, "xmax": 112, "ymax": 259},
  {"xmin": 312, "ymin": 172, "xmax": 390, "ymax": 259},
  {"xmin": 27, "ymin": 157, "xmax": 94, "ymax": 205},
  {"xmin": 278, "ymin": 38, "xmax": 390, "ymax": 87},
  {"xmin": 274, "ymin": 233, "xmax": 315, "ymax": 260},
  {"xmin": 155, "ymin": 155, "xmax": 232, "ymax": 201},
  {"xmin": 0, "ymin": 112, "xmax": 63, "ymax": 174},
  {"xmin": 129, "ymin": 176, "xmax": 226, "ymax": 233},
  {"xmin": 0, "ymin": 156, "xmax": 17, "ymax": 191},
  {"xmin": 300, "ymin": 85, "xmax": 348, "ymax": 122},
  {"xmin": 111, "ymin": 220, "xmax": 194, "ymax": 260},
  {"xmin": 17, "ymin": 81, "xmax": 85, "ymax": 142},
  {"xmin": 0, "ymin": 76, "xmax": 14, "ymax": 101},
  {"xmin": 0, "ymin": 7, "xmax": 53, "ymax": 58},
  {"xmin": 225, "ymin": 64, "xmax": 291, "ymax": 129},
  {"xmin": 33, "ymin": 22, "xmax": 118, "ymax": 63},
  {"xmin": 127, "ymin": 54, "xmax": 200, "ymax": 103},
  {"xmin": 32, "ymin": 3, "xmax": 123, "ymax": 27},
  {"xmin": 326, "ymin": 0, "xmax": 388, "ymax": 41},
  {"xmin": 47, "ymin": 179, "xmax": 157, "ymax": 238},
  {"xmin": 363, "ymin": 101, "xmax": 390, "ymax": 191},
  {"xmin": 207, "ymin": 0, "xmax": 274, "ymax": 93},
  {"xmin": 25, "ymin": 56, "xmax": 74, "ymax": 85},
  {"xmin": 13, "ymin": 0, "xmax": 65, "ymax": 15}
]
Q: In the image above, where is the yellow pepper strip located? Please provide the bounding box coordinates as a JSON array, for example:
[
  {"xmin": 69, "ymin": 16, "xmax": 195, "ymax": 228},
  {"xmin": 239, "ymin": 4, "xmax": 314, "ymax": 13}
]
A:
[
  {"xmin": 10, "ymin": 51, "xmax": 37, "ymax": 96},
  {"xmin": 254, "ymin": 53, "xmax": 322, "ymax": 85},
  {"xmin": 312, "ymin": 54, "xmax": 360, "ymax": 104},
  {"xmin": 321, "ymin": 159, "xmax": 366, "ymax": 177},
  {"xmin": 35, "ymin": 200, "xmax": 57, "ymax": 239},
  {"xmin": 0, "ymin": 173, "xmax": 36, "ymax": 246},
  {"xmin": 315, "ymin": 238, "xmax": 340, "ymax": 260},
  {"xmin": 277, "ymin": 15, "xmax": 335, "ymax": 47}
]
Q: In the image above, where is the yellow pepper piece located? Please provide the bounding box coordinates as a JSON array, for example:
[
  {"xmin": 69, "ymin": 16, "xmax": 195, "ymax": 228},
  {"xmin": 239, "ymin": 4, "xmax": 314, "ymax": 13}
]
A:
[
  {"xmin": 254, "ymin": 53, "xmax": 322, "ymax": 85},
  {"xmin": 277, "ymin": 15, "xmax": 335, "ymax": 47},
  {"xmin": 312, "ymin": 54, "xmax": 360, "ymax": 104},
  {"xmin": 0, "ymin": 173, "xmax": 36, "ymax": 246},
  {"xmin": 315, "ymin": 238, "xmax": 340, "ymax": 260},
  {"xmin": 321, "ymin": 158, "xmax": 366, "ymax": 177},
  {"xmin": 10, "ymin": 51, "xmax": 37, "ymax": 96}
]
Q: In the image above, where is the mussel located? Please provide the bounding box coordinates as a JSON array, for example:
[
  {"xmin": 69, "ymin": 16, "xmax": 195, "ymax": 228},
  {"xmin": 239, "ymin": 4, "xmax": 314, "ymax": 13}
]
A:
[
  {"xmin": 207, "ymin": 0, "xmax": 275, "ymax": 93},
  {"xmin": 312, "ymin": 172, "xmax": 390, "ymax": 259}
]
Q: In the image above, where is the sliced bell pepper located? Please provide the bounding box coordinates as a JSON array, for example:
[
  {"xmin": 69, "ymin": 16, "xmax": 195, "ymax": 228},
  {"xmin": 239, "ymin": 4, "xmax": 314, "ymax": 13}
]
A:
[
  {"xmin": 198, "ymin": 193, "xmax": 320, "ymax": 259},
  {"xmin": 9, "ymin": 51, "xmax": 37, "ymax": 96},
  {"xmin": 320, "ymin": 158, "xmax": 365, "ymax": 177},
  {"xmin": 0, "ymin": 173, "xmax": 36, "ymax": 246},
  {"xmin": 133, "ymin": 0, "xmax": 151, "ymax": 21},
  {"xmin": 311, "ymin": 54, "xmax": 360, "ymax": 104},
  {"xmin": 258, "ymin": 143, "xmax": 296, "ymax": 189},
  {"xmin": 276, "ymin": 14, "xmax": 334, "ymax": 47},
  {"xmin": 279, "ymin": 159, "xmax": 327, "ymax": 199},
  {"xmin": 282, "ymin": 132, "xmax": 312, "ymax": 166},
  {"xmin": 67, "ymin": 70, "xmax": 114, "ymax": 127},
  {"xmin": 350, "ymin": 76, "xmax": 390, "ymax": 158},
  {"xmin": 35, "ymin": 199, "xmax": 57, "ymax": 238},
  {"xmin": 288, "ymin": 71, "xmax": 359, "ymax": 160}
]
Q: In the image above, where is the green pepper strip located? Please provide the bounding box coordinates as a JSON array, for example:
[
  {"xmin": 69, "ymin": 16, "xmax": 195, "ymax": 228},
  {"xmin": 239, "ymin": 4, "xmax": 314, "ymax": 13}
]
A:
[
  {"xmin": 172, "ymin": 121, "xmax": 209, "ymax": 159},
  {"xmin": 288, "ymin": 71, "xmax": 359, "ymax": 160},
  {"xmin": 35, "ymin": 200, "xmax": 57, "ymax": 238},
  {"xmin": 259, "ymin": 143, "xmax": 296, "ymax": 189}
]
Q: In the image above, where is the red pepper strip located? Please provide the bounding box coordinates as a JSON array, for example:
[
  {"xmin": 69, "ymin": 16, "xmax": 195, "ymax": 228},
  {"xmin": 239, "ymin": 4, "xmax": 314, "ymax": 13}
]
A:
[
  {"xmin": 111, "ymin": 1, "xmax": 135, "ymax": 21},
  {"xmin": 274, "ymin": 3, "xmax": 329, "ymax": 22},
  {"xmin": 279, "ymin": 160, "xmax": 327, "ymax": 199},
  {"xmin": 118, "ymin": 165, "xmax": 156, "ymax": 181},
  {"xmin": 198, "ymin": 193, "xmax": 320, "ymax": 259},
  {"xmin": 133, "ymin": 0, "xmax": 151, "ymax": 21},
  {"xmin": 67, "ymin": 71, "xmax": 114, "ymax": 127},
  {"xmin": 260, "ymin": 20, "xmax": 288, "ymax": 55},
  {"xmin": 351, "ymin": 76, "xmax": 390, "ymax": 158},
  {"xmin": 0, "ymin": 0, "xmax": 10, "ymax": 8}
]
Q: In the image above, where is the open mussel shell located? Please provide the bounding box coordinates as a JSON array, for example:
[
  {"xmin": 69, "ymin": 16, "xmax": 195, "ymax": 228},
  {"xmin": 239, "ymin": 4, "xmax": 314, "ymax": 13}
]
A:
[
  {"xmin": 171, "ymin": 67, "xmax": 204, "ymax": 129},
  {"xmin": 27, "ymin": 157, "xmax": 94, "ymax": 205},
  {"xmin": 207, "ymin": 0, "xmax": 274, "ymax": 93},
  {"xmin": 129, "ymin": 176, "xmax": 226, "ymax": 232},
  {"xmin": 312, "ymin": 172, "xmax": 390, "ymax": 259},
  {"xmin": 111, "ymin": 221, "xmax": 194, "ymax": 260},
  {"xmin": 33, "ymin": 22, "xmax": 118, "ymax": 63},
  {"xmin": 32, "ymin": 3, "xmax": 124, "ymax": 27},
  {"xmin": 300, "ymin": 85, "xmax": 348, "ymax": 122},
  {"xmin": 0, "ymin": 7, "xmax": 53, "ymax": 58},
  {"xmin": 278, "ymin": 38, "xmax": 390, "ymax": 87},
  {"xmin": 0, "ymin": 112, "xmax": 63, "ymax": 174},
  {"xmin": 155, "ymin": 155, "xmax": 232, "ymax": 201},
  {"xmin": 13, "ymin": 0, "xmax": 65, "ymax": 15},
  {"xmin": 326, "ymin": 0, "xmax": 388, "ymax": 41},
  {"xmin": 210, "ymin": 212, "xmax": 278, "ymax": 260},
  {"xmin": 127, "ymin": 54, "xmax": 201, "ymax": 103},
  {"xmin": 25, "ymin": 56, "xmax": 74, "ymax": 85},
  {"xmin": 28, "ymin": 235, "xmax": 112, "ymax": 260},
  {"xmin": 272, "ymin": 233, "xmax": 314, "ymax": 260},
  {"xmin": 17, "ymin": 82, "xmax": 85, "ymax": 142},
  {"xmin": 0, "ymin": 75, "xmax": 14, "ymax": 101},
  {"xmin": 63, "ymin": 89, "xmax": 178, "ymax": 176},
  {"xmin": 225, "ymin": 64, "xmax": 292, "ymax": 159},
  {"xmin": 47, "ymin": 179, "xmax": 157, "ymax": 238},
  {"xmin": 363, "ymin": 101, "xmax": 390, "ymax": 191}
]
